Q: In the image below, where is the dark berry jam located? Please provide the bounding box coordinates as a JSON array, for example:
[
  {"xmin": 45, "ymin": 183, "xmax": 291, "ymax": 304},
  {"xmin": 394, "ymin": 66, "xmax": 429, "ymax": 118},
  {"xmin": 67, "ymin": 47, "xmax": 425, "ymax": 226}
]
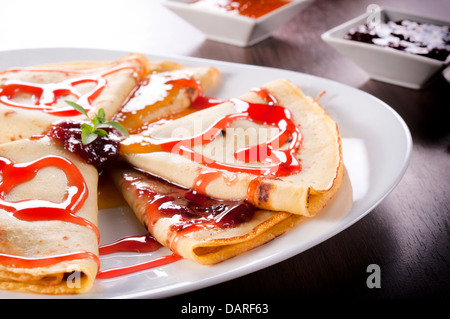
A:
[
  {"xmin": 121, "ymin": 165, "xmax": 256, "ymax": 232},
  {"xmin": 345, "ymin": 19, "xmax": 450, "ymax": 61},
  {"xmin": 155, "ymin": 186, "xmax": 256, "ymax": 232},
  {"xmin": 183, "ymin": 190, "xmax": 256, "ymax": 228},
  {"xmin": 47, "ymin": 121, "xmax": 121, "ymax": 170}
]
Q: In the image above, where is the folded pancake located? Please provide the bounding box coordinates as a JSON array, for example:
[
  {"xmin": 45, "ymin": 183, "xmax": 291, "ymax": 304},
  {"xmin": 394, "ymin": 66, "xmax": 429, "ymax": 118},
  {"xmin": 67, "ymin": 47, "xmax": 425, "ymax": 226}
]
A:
[
  {"xmin": 0, "ymin": 136, "xmax": 99, "ymax": 294},
  {"xmin": 112, "ymin": 164, "xmax": 303, "ymax": 265},
  {"xmin": 113, "ymin": 60, "xmax": 220, "ymax": 133},
  {"xmin": 122, "ymin": 79, "xmax": 343, "ymax": 217},
  {"xmin": 0, "ymin": 53, "xmax": 149, "ymax": 144}
]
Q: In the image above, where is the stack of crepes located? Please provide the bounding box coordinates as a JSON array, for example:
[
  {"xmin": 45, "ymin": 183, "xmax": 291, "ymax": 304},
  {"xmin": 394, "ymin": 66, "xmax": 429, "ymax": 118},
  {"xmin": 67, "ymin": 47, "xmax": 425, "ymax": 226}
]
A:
[{"xmin": 0, "ymin": 52, "xmax": 345, "ymax": 295}]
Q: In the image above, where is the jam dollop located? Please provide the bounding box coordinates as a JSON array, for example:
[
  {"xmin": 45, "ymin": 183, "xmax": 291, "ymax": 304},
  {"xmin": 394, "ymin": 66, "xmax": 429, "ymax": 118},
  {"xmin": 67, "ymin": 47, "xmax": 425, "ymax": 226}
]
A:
[
  {"xmin": 123, "ymin": 167, "xmax": 256, "ymax": 230},
  {"xmin": 47, "ymin": 121, "xmax": 121, "ymax": 170},
  {"xmin": 118, "ymin": 165, "xmax": 257, "ymax": 255},
  {"xmin": 346, "ymin": 19, "xmax": 450, "ymax": 61},
  {"xmin": 173, "ymin": 189, "xmax": 256, "ymax": 230}
]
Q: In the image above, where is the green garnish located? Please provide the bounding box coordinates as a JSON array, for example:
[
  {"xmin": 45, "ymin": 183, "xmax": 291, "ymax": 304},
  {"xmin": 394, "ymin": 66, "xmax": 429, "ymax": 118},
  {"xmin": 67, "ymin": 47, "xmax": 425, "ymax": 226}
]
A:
[{"xmin": 65, "ymin": 100, "xmax": 129, "ymax": 145}]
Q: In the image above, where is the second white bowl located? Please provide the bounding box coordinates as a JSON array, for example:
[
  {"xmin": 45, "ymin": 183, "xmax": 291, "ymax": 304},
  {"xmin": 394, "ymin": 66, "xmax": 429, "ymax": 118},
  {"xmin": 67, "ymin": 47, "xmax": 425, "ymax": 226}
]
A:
[{"xmin": 321, "ymin": 8, "xmax": 450, "ymax": 89}]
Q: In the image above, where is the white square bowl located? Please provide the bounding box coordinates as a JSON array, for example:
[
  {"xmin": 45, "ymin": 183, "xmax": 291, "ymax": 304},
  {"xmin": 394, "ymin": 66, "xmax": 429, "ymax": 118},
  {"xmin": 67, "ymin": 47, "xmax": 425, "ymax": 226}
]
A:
[
  {"xmin": 163, "ymin": 0, "xmax": 313, "ymax": 47},
  {"xmin": 321, "ymin": 8, "xmax": 450, "ymax": 89}
]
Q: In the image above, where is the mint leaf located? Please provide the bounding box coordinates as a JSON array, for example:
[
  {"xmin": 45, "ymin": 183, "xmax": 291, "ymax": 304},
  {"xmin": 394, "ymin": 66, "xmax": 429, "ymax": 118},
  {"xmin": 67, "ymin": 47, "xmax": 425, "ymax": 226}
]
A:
[
  {"xmin": 94, "ymin": 128, "xmax": 108, "ymax": 137},
  {"xmin": 106, "ymin": 121, "xmax": 130, "ymax": 137},
  {"xmin": 81, "ymin": 130, "xmax": 98, "ymax": 145},
  {"xmin": 80, "ymin": 123, "xmax": 94, "ymax": 133},
  {"xmin": 65, "ymin": 101, "xmax": 129, "ymax": 145},
  {"xmin": 97, "ymin": 108, "xmax": 106, "ymax": 122},
  {"xmin": 65, "ymin": 100, "xmax": 89, "ymax": 117}
]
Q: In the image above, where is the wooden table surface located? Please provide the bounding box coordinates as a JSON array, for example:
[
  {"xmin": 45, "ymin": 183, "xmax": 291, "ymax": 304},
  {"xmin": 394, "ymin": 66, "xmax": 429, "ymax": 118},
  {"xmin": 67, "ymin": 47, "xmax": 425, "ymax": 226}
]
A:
[{"xmin": 1, "ymin": 0, "xmax": 449, "ymax": 300}]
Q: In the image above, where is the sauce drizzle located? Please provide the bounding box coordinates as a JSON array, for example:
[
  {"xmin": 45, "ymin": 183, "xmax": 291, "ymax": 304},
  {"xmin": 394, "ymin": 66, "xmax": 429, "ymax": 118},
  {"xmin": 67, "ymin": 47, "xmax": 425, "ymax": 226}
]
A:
[
  {"xmin": 99, "ymin": 234, "xmax": 162, "ymax": 255},
  {"xmin": 0, "ymin": 155, "xmax": 99, "ymax": 239},
  {"xmin": 121, "ymin": 170, "xmax": 256, "ymax": 256},
  {"xmin": 96, "ymin": 254, "xmax": 182, "ymax": 280},
  {"xmin": 0, "ymin": 57, "xmax": 143, "ymax": 116},
  {"xmin": 0, "ymin": 251, "xmax": 100, "ymax": 270},
  {"xmin": 121, "ymin": 96, "xmax": 302, "ymax": 177},
  {"xmin": 0, "ymin": 154, "xmax": 100, "ymax": 272},
  {"xmin": 96, "ymin": 233, "xmax": 180, "ymax": 279}
]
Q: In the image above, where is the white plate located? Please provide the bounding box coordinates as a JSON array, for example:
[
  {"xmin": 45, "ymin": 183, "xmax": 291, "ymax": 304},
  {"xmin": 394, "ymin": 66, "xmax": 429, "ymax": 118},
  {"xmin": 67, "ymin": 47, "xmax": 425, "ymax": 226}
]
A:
[{"xmin": 0, "ymin": 48, "xmax": 412, "ymax": 299}]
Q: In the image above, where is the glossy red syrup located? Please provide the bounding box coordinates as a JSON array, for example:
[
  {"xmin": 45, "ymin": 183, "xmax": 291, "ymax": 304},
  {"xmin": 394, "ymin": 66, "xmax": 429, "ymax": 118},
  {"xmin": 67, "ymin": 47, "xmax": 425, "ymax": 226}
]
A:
[
  {"xmin": 0, "ymin": 77, "xmax": 106, "ymax": 116},
  {"xmin": 95, "ymin": 163, "xmax": 255, "ymax": 279},
  {"xmin": 191, "ymin": 95, "xmax": 223, "ymax": 109},
  {"xmin": 0, "ymin": 251, "xmax": 100, "ymax": 270},
  {"xmin": 96, "ymin": 234, "xmax": 181, "ymax": 279},
  {"xmin": 99, "ymin": 234, "xmax": 162, "ymax": 255},
  {"xmin": 191, "ymin": 170, "xmax": 238, "ymax": 194},
  {"xmin": 96, "ymin": 254, "xmax": 182, "ymax": 280},
  {"xmin": 122, "ymin": 93, "xmax": 302, "ymax": 177},
  {"xmin": 0, "ymin": 154, "xmax": 100, "ymax": 270},
  {"xmin": 121, "ymin": 169, "xmax": 256, "ymax": 255},
  {"xmin": 0, "ymin": 57, "xmax": 142, "ymax": 116}
]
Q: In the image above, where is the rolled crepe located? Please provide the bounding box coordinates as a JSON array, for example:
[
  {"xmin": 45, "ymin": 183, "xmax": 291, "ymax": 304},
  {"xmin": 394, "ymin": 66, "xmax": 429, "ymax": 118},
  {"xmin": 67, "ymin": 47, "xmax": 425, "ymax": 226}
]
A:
[
  {"xmin": 112, "ymin": 164, "xmax": 303, "ymax": 265},
  {"xmin": 0, "ymin": 53, "xmax": 149, "ymax": 144},
  {"xmin": 123, "ymin": 79, "xmax": 343, "ymax": 217},
  {"xmin": 0, "ymin": 137, "xmax": 99, "ymax": 294}
]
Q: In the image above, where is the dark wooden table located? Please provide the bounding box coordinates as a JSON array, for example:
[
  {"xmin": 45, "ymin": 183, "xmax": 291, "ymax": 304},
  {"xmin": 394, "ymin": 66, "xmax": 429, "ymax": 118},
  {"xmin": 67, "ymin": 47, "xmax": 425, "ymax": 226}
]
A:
[
  {"xmin": 0, "ymin": 0, "xmax": 448, "ymax": 301},
  {"xmin": 169, "ymin": 0, "xmax": 450, "ymax": 300}
]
